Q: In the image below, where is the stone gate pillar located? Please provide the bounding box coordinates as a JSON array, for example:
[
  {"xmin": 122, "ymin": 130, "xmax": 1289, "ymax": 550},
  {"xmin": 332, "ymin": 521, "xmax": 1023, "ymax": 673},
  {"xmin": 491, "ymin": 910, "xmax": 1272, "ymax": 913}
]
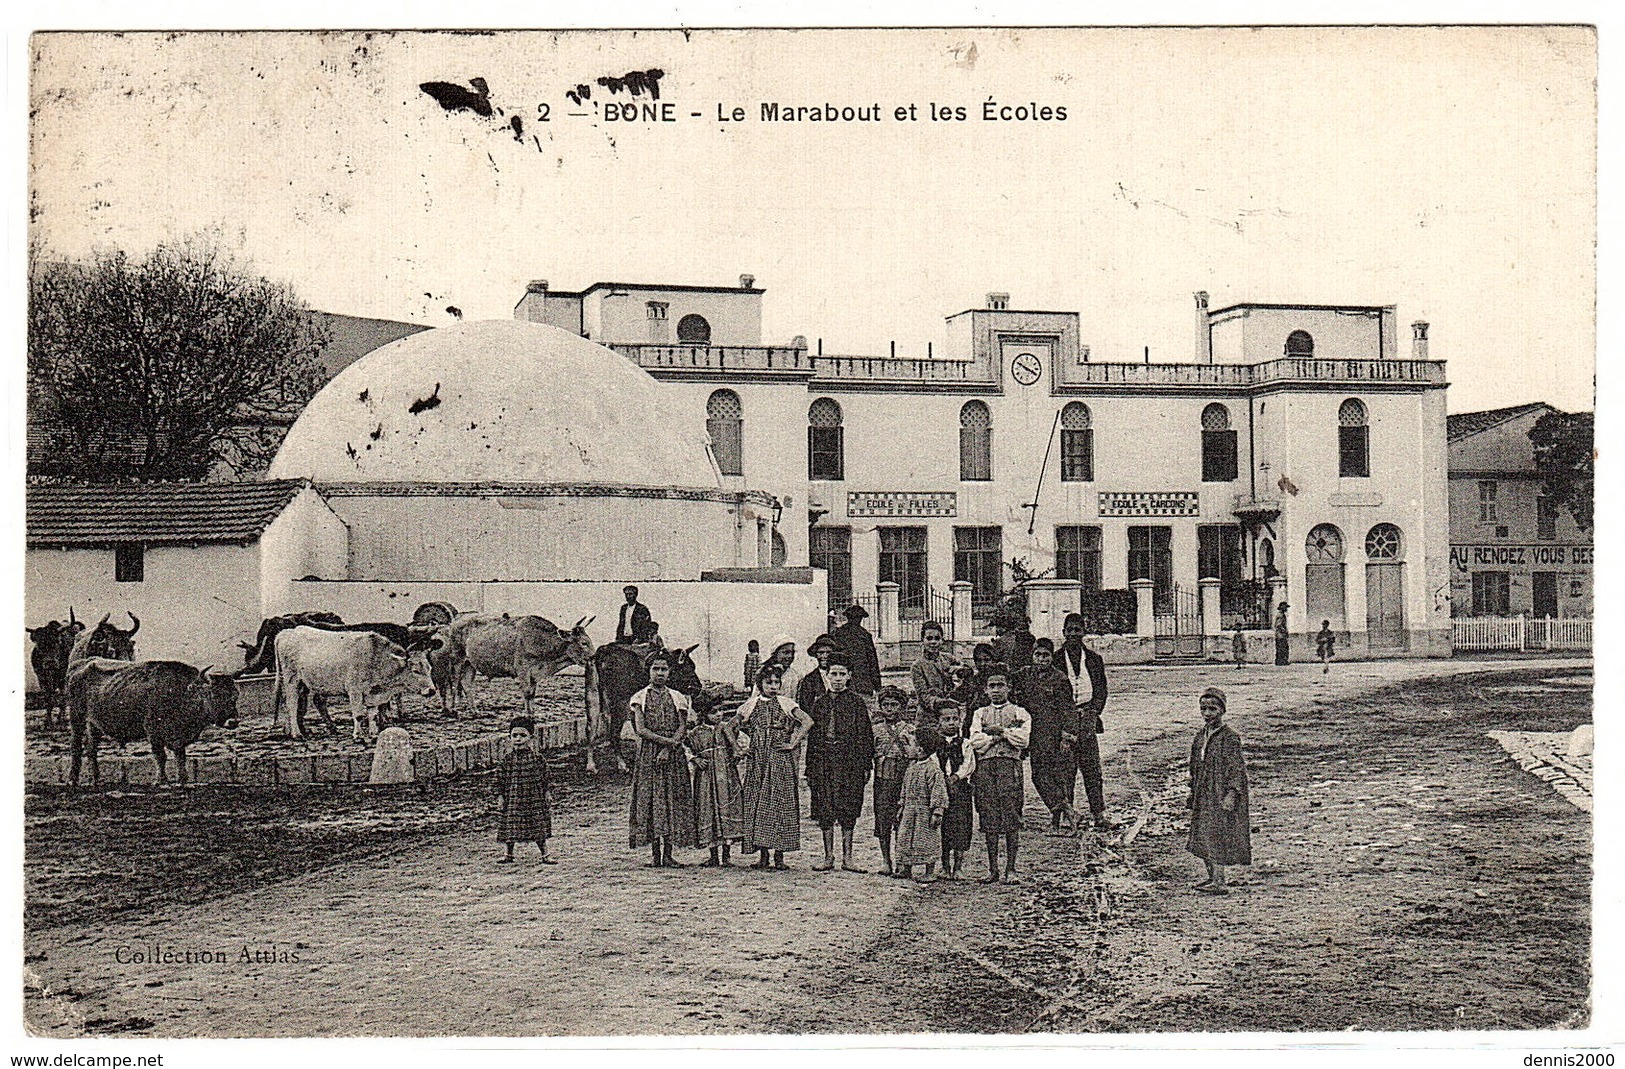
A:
[
  {"xmin": 1200, "ymin": 577, "xmax": 1223, "ymax": 636},
  {"xmin": 876, "ymin": 581, "xmax": 900, "ymax": 645},
  {"xmin": 949, "ymin": 581, "xmax": 975, "ymax": 648},
  {"xmin": 1131, "ymin": 578, "xmax": 1155, "ymax": 639}
]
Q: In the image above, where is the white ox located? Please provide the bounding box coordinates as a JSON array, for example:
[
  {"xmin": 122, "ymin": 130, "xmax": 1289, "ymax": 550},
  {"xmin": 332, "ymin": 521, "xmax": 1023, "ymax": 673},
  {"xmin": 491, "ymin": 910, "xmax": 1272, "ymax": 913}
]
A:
[{"xmin": 272, "ymin": 626, "xmax": 436, "ymax": 741}]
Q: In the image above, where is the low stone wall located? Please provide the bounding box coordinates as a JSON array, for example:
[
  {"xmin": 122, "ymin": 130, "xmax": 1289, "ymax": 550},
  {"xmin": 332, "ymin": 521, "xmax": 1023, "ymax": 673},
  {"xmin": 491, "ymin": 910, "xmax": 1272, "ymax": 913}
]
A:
[{"xmin": 24, "ymin": 717, "xmax": 588, "ymax": 788}]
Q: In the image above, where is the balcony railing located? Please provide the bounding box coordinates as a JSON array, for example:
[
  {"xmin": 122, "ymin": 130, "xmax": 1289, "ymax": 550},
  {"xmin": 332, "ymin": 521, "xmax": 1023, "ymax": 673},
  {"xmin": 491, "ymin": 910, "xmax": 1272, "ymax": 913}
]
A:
[
  {"xmin": 608, "ymin": 344, "xmax": 814, "ymax": 373},
  {"xmin": 1060, "ymin": 357, "xmax": 1446, "ymax": 389},
  {"xmin": 812, "ymin": 354, "xmax": 990, "ymax": 383}
]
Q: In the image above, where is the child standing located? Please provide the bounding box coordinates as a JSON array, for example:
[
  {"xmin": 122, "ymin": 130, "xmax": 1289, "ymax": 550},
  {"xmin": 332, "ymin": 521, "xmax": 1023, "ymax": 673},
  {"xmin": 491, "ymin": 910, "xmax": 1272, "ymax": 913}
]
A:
[
  {"xmin": 893, "ymin": 727, "xmax": 950, "ymax": 882},
  {"xmin": 742, "ymin": 640, "xmax": 761, "ymax": 695},
  {"xmin": 497, "ymin": 716, "xmax": 554, "ymax": 865},
  {"xmin": 968, "ymin": 664, "xmax": 1031, "ymax": 884},
  {"xmin": 935, "ymin": 700, "xmax": 976, "ymax": 879},
  {"xmin": 1315, "ymin": 621, "xmax": 1336, "ymax": 674},
  {"xmin": 628, "ymin": 652, "xmax": 697, "ymax": 868},
  {"xmin": 1232, "ymin": 628, "xmax": 1247, "ymax": 670},
  {"xmin": 689, "ymin": 690, "xmax": 744, "ymax": 867},
  {"xmin": 870, "ymin": 685, "xmax": 912, "ymax": 876},
  {"xmin": 738, "ymin": 664, "xmax": 813, "ymax": 869}
]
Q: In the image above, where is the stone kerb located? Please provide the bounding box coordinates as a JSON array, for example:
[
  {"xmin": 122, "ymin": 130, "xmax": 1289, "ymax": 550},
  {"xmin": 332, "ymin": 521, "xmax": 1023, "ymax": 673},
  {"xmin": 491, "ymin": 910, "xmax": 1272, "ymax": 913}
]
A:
[{"xmin": 23, "ymin": 716, "xmax": 589, "ymax": 788}]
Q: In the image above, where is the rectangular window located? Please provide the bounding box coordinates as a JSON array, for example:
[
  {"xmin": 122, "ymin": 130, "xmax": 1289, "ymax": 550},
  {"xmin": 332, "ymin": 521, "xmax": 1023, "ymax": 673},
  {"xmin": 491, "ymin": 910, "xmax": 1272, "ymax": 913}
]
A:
[
  {"xmin": 1338, "ymin": 425, "xmax": 1370, "ymax": 478},
  {"xmin": 1197, "ymin": 525, "xmax": 1244, "ymax": 585},
  {"xmin": 1532, "ymin": 572, "xmax": 1558, "ymax": 618},
  {"xmin": 1128, "ymin": 526, "xmax": 1174, "ymax": 602},
  {"xmin": 1060, "ymin": 429, "xmax": 1094, "ymax": 482},
  {"xmin": 708, "ymin": 417, "xmax": 743, "ymax": 476},
  {"xmin": 879, "ymin": 527, "xmax": 929, "ymax": 617},
  {"xmin": 115, "ymin": 542, "xmax": 145, "ymax": 583},
  {"xmin": 959, "ymin": 427, "xmax": 992, "ymax": 481},
  {"xmin": 1471, "ymin": 571, "xmax": 1511, "ymax": 616},
  {"xmin": 1537, "ymin": 496, "xmax": 1559, "ymax": 540},
  {"xmin": 1201, "ymin": 429, "xmax": 1238, "ymax": 482},
  {"xmin": 954, "ymin": 526, "xmax": 1003, "ymax": 613},
  {"xmin": 810, "ymin": 526, "xmax": 852, "ymax": 611},
  {"xmin": 1478, "ymin": 481, "xmax": 1498, "ymax": 523},
  {"xmin": 1054, "ymin": 525, "xmax": 1102, "ymax": 592},
  {"xmin": 808, "ymin": 426, "xmax": 844, "ymax": 481}
]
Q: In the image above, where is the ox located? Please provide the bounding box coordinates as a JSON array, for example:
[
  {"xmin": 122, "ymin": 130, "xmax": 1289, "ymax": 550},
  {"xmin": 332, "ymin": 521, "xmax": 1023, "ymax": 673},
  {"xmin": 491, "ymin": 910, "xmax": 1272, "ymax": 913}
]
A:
[
  {"xmin": 272, "ymin": 626, "xmax": 436, "ymax": 741},
  {"xmin": 27, "ymin": 607, "xmax": 85, "ymax": 729},
  {"xmin": 586, "ymin": 641, "xmax": 702, "ymax": 774},
  {"xmin": 448, "ymin": 614, "xmax": 595, "ymax": 718},
  {"xmin": 68, "ymin": 612, "xmax": 140, "ymax": 668},
  {"xmin": 66, "ymin": 659, "xmax": 239, "ymax": 787},
  {"xmin": 238, "ymin": 611, "xmax": 345, "ymax": 674}
]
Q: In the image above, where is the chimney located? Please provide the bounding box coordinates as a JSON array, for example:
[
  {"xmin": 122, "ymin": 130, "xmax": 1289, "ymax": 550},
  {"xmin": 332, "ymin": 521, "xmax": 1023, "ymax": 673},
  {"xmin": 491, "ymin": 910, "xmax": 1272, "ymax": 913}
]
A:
[
  {"xmin": 526, "ymin": 279, "xmax": 549, "ymax": 294},
  {"xmin": 986, "ymin": 292, "xmax": 1010, "ymax": 311},
  {"xmin": 1194, "ymin": 291, "xmax": 1212, "ymax": 364},
  {"xmin": 1412, "ymin": 321, "xmax": 1430, "ymax": 360},
  {"xmin": 739, "ymin": 274, "xmax": 755, "ymax": 290}
]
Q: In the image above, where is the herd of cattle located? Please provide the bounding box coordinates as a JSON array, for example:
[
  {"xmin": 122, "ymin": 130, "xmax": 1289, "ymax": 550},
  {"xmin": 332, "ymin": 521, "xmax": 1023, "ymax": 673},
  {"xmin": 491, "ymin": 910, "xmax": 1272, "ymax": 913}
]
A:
[{"xmin": 25, "ymin": 604, "xmax": 709, "ymax": 788}]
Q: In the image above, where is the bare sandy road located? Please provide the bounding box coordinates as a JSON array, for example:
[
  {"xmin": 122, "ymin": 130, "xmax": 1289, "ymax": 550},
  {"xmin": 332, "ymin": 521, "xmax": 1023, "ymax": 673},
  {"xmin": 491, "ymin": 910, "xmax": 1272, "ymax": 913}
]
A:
[{"xmin": 25, "ymin": 657, "xmax": 1588, "ymax": 1037}]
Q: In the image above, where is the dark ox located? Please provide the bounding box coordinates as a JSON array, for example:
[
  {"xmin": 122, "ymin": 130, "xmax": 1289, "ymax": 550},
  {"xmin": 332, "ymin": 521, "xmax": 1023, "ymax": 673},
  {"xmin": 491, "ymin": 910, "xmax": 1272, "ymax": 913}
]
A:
[
  {"xmin": 27, "ymin": 607, "xmax": 85, "ymax": 729},
  {"xmin": 585, "ymin": 641, "xmax": 702, "ymax": 774},
  {"xmin": 66, "ymin": 659, "xmax": 239, "ymax": 787},
  {"xmin": 238, "ymin": 612, "xmax": 345, "ymax": 675},
  {"xmin": 447, "ymin": 614, "xmax": 595, "ymax": 719},
  {"xmin": 272, "ymin": 626, "xmax": 437, "ymax": 741},
  {"xmin": 68, "ymin": 612, "xmax": 140, "ymax": 668}
]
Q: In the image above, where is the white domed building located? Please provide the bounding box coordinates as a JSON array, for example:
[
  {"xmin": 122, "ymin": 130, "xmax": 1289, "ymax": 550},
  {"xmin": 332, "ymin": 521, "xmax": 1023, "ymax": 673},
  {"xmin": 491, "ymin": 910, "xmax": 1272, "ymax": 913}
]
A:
[
  {"xmin": 269, "ymin": 320, "xmax": 777, "ymax": 582},
  {"xmin": 249, "ymin": 319, "xmax": 819, "ymax": 678}
]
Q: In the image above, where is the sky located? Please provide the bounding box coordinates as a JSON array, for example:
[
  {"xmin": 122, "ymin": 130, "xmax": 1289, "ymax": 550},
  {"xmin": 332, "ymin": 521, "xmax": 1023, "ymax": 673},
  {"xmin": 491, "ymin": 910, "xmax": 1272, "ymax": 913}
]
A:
[{"xmin": 28, "ymin": 26, "xmax": 1597, "ymax": 413}]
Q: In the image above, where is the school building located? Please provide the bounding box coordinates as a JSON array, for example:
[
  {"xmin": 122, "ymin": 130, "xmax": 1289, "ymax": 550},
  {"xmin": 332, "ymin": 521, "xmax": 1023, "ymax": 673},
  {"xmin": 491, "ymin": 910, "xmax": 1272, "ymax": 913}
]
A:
[{"xmin": 515, "ymin": 279, "xmax": 1453, "ymax": 659}]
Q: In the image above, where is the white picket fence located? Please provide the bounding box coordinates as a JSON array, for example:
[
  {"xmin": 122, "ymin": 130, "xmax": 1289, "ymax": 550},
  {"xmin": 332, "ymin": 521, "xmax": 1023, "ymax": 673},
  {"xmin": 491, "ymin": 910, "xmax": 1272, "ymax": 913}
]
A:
[{"xmin": 1452, "ymin": 616, "xmax": 1592, "ymax": 652}]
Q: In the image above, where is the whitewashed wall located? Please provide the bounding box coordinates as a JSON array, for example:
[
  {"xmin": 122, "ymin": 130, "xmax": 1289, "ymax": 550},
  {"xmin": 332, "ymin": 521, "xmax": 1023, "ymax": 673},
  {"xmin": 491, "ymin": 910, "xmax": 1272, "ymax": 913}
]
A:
[
  {"xmin": 25, "ymin": 542, "xmax": 263, "ymax": 687},
  {"xmin": 275, "ymin": 575, "xmax": 827, "ymax": 683}
]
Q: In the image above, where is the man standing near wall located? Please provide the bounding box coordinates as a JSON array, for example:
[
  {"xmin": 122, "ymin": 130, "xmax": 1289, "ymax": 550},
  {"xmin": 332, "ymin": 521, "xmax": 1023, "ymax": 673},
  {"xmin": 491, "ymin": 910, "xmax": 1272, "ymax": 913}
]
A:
[
  {"xmin": 830, "ymin": 605, "xmax": 881, "ymax": 703},
  {"xmin": 1056, "ymin": 613, "xmax": 1113, "ymax": 831},
  {"xmin": 1273, "ymin": 602, "xmax": 1291, "ymax": 666},
  {"xmin": 617, "ymin": 585, "xmax": 654, "ymax": 645}
]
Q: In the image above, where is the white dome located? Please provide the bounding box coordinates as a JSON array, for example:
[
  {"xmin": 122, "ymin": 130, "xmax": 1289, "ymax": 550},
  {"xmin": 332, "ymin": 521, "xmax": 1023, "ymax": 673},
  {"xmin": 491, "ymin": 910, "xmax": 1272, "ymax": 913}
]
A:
[{"xmin": 269, "ymin": 320, "xmax": 718, "ymax": 487}]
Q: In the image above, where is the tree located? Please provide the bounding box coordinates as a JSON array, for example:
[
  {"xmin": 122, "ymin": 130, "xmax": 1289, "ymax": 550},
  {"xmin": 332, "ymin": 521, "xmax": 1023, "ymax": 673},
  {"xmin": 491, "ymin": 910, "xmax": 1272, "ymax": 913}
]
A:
[
  {"xmin": 1528, "ymin": 409, "xmax": 1593, "ymax": 533},
  {"xmin": 28, "ymin": 240, "xmax": 329, "ymax": 481}
]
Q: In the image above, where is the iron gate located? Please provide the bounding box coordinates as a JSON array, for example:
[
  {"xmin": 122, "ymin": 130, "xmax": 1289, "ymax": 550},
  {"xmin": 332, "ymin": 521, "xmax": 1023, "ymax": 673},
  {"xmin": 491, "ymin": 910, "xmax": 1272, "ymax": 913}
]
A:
[{"xmin": 1154, "ymin": 584, "xmax": 1204, "ymax": 657}]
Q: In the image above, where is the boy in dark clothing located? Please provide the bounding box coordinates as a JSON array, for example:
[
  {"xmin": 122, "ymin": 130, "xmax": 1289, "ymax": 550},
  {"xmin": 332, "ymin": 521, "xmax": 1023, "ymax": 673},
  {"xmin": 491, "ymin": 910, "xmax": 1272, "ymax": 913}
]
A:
[
  {"xmin": 806, "ymin": 657, "xmax": 876, "ymax": 872},
  {"xmin": 1016, "ymin": 638, "xmax": 1082, "ymax": 835}
]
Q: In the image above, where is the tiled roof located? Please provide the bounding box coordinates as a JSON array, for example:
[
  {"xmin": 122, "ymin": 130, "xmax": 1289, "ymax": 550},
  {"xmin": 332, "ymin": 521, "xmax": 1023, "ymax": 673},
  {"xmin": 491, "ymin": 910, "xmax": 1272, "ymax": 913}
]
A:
[
  {"xmin": 26, "ymin": 480, "xmax": 308, "ymax": 547},
  {"xmin": 1446, "ymin": 402, "xmax": 1554, "ymax": 443}
]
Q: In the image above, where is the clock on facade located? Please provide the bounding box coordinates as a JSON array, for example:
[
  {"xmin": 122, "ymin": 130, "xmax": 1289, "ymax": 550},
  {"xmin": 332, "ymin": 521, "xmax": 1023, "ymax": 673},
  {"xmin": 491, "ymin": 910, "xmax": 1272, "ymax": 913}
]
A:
[{"xmin": 1010, "ymin": 351, "xmax": 1043, "ymax": 386}]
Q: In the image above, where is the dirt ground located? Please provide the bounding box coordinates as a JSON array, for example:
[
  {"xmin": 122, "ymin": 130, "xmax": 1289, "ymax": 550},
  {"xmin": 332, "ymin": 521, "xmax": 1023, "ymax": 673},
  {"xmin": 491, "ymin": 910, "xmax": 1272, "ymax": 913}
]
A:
[{"xmin": 23, "ymin": 657, "xmax": 1590, "ymax": 1037}]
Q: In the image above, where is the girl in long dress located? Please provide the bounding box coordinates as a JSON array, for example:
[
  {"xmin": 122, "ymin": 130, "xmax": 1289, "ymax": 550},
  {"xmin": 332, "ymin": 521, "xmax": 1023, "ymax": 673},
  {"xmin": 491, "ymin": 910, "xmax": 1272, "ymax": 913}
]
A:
[
  {"xmin": 628, "ymin": 652, "xmax": 698, "ymax": 867},
  {"xmin": 737, "ymin": 663, "xmax": 813, "ymax": 869},
  {"xmin": 1187, "ymin": 687, "xmax": 1251, "ymax": 895},
  {"xmin": 893, "ymin": 727, "xmax": 949, "ymax": 882},
  {"xmin": 689, "ymin": 690, "xmax": 744, "ymax": 866},
  {"xmin": 496, "ymin": 716, "xmax": 554, "ymax": 864}
]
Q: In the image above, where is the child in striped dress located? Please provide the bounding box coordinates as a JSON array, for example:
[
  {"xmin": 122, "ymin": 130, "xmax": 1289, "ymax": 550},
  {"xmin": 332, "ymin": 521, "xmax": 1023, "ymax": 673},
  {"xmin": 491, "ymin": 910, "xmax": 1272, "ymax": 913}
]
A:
[
  {"xmin": 893, "ymin": 727, "xmax": 949, "ymax": 882},
  {"xmin": 689, "ymin": 690, "xmax": 744, "ymax": 866}
]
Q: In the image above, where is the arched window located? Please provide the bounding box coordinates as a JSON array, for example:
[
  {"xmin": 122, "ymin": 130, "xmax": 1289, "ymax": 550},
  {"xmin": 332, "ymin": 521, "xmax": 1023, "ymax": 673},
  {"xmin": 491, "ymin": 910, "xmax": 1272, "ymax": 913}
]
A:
[
  {"xmin": 770, "ymin": 529, "xmax": 787, "ymax": 567},
  {"xmin": 1305, "ymin": 524, "xmax": 1345, "ymax": 562},
  {"xmin": 960, "ymin": 401, "xmax": 992, "ymax": 481},
  {"xmin": 706, "ymin": 389, "xmax": 743, "ymax": 476},
  {"xmin": 677, "ymin": 313, "xmax": 712, "ymax": 345},
  {"xmin": 1201, "ymin": 402, "xmax": 1237, "ymax": 482},
  {"xmin": 1060, "ymin": 402, "xmax": 1093, "ymax": 482},
  {"xmin": 1286, "ymin": 330, "xmax": 1315, "ymax": 357},
  {"xmin": 808, "ymin": 398, "xmax": 844, "ymax": 481},
  {"xmin": 1338, "ymin": 398, "xmax": 1369, "ymax": 478},
  {"xmin": 1365, "ymin": 523, "xmax": 1403, "ymax": 561}
]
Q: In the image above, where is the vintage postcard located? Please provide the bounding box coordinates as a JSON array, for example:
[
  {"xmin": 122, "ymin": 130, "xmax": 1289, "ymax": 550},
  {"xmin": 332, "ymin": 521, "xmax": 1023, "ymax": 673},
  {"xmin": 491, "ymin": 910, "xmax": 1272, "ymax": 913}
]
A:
[{"xmin": 18, "ymin": 24, "xmax": 1599, "ymax": 1048}]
